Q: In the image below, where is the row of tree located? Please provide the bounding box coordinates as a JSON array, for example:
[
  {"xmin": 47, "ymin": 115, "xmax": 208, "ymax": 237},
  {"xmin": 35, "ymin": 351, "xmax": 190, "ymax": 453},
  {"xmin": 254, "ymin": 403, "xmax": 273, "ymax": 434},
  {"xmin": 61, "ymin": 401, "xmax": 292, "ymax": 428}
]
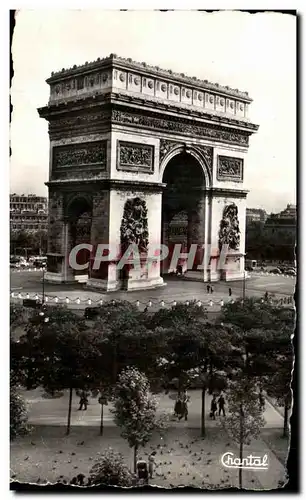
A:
[
  {"xmin": 246, "ymin": 221, "xmax": 295, "ymax": 261},
  {"xmin": 10, "ymin": 230, "xmax": 48, "ymax": 257},
  {"xmin": 10, "ymin": 297, "xmax": 294, "ymax": 442}
]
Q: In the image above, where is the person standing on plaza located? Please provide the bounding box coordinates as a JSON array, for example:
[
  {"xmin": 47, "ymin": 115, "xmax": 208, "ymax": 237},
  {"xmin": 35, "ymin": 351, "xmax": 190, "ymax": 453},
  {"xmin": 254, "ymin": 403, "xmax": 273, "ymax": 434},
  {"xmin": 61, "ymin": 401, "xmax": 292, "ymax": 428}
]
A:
[
  {"xmin": 207, "ymin": 284, "xmax": 210, "ymax": 293},
  {"xmin": 78, "ymin": 390, "xmax": 88, "ymax": 411},
  {"xmin": 182, "ymin": 389, "xmax": 190, "ymax": 421},
  {"xmin": 259, "ymin": 388, "xmax": 265, "ymax": 411},
  {"xmin": 218, "ymin": 393, "xmax": 226, "ymax": 416},
  {"xmin": 148, "ymin": 451, "xmax": 156, "ymax": 479},
  {"xmin": 210, "ymin": 285, "xmax": 214, "ymax": 294},
  {"xmin": 210, "ymin": 395, "xmax": 217, "ymax": 420},
  {"xmin": 228, "ymin": 287, "xmax": 232, "ymax": 297}
]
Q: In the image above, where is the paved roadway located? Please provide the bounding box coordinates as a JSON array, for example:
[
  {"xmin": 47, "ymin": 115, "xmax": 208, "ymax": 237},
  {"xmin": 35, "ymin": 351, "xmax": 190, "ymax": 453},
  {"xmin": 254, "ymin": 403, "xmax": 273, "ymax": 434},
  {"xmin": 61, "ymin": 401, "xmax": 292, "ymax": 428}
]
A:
[
  {"xmin": 10, "ymin": 270, "xmax": 295, "ymax": 311},
  {"xmin": 23, "ymin": 387, "xmax": 284, "ymax": 430}
]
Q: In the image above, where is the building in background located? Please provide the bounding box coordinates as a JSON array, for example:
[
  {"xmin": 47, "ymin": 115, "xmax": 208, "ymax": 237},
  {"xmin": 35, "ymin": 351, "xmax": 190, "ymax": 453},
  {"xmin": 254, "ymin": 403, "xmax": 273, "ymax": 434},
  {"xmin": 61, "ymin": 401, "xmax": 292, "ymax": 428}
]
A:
[
  {"xmin": 246, "ymin": 203, "xmax": 296, "ymax": 263},
  {"xmin": 10, "ymin": 193, "xmax": 48, "ymax": 232},
  {"xmin": 246, "ymin": 208, "xmax": 267, "ymax": 225},
  {"xmin": 264, "ymin": 203, "xmax": 296, "ymax": 239},
  {"xmin": 275, "ymin": 203, "xmax": 296, "ymax": 220}
]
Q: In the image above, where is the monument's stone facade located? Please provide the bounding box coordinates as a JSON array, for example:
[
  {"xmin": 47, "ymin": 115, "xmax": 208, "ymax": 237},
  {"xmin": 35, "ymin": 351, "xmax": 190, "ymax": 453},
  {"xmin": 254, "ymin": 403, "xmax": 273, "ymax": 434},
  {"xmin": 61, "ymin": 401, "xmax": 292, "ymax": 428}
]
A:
[{"xmin": 38, "ymin": 54, "xmax": 259, "ymax": 290}]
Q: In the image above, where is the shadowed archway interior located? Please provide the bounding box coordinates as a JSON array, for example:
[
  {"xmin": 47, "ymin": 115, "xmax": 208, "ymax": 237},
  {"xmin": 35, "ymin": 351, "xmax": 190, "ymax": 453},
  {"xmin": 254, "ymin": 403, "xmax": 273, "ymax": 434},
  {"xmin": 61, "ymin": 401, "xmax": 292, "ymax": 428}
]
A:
[
  {"xmin": 66, "ymin": 197, "xmax": 93, "ymax": 277},
  {"xmin": 161, "ymin": 153, "xmax": 206, "ymax": 274}
]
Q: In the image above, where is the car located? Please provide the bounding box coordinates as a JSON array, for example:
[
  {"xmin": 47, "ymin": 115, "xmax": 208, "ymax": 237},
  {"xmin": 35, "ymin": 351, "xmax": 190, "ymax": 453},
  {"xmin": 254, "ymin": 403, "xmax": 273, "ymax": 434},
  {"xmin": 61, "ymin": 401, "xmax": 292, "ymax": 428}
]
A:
[
  {"xmin": 286, "ymin": 269, "xmax": 296, "ymax": 276},
  {"xmin": 84, "ymin": 307, "xmax": 100, "ymax": 320},
  {"xmin": 20, "ymin": 260, "xmax": 30, "ymax": 267},
  {"xmin": 10, "ymin": 262, "xmax": 20, "ymax": 269},
  {"xmin": 33, "ymin": 260, "xmax": 47, "ymax": 268},
  {"xmin": 269, "ymin": 268, "xmax": 282, "ymax": 274}
]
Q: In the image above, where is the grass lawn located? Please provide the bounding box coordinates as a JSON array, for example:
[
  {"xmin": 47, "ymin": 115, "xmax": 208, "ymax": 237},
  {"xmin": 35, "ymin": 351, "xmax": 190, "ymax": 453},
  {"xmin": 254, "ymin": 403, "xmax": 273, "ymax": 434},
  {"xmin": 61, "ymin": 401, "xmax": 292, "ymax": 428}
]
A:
[{"xmin": 11, "ymin": 425, "xmax": 286, "ymax": 490}]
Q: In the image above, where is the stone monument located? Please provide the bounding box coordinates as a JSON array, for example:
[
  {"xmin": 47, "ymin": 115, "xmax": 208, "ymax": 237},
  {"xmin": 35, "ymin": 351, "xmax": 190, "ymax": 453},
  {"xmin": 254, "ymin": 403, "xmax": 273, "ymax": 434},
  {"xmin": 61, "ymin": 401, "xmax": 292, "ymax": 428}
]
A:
[{"xmin": 38, "ymin": 54, "xmax": 259, "ymax": 290}]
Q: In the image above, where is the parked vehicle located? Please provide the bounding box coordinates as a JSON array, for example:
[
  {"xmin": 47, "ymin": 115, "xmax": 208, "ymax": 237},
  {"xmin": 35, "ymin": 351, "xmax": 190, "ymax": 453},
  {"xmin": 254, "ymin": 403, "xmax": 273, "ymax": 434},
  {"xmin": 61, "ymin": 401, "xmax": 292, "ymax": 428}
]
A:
[
  {"xmin": 10, "ymin": 262, "xmax": 20, "ymax": 269},
  {"xmin": 23, "ymin": 298, "xmax": 42, "ymax": 309},
  {"xmin": 269, "ymin": 268, "xmax": 282, "ymax": 274},
  {"xmin": 84, "ymin": 307, "xmax": 100, "ymax": 320},
  {"xmin": 286, "ymin": 269, "xmax": 296, "ymax": 276},
  {"xmin": 33, "ymin": 259, "xmax": 47, "ymax": 268}
]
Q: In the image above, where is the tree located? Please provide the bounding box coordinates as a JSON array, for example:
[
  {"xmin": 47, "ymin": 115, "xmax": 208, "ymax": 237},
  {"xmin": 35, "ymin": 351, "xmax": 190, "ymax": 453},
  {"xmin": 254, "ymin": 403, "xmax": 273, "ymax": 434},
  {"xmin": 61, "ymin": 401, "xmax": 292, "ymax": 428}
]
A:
[
  {"xmin": 89, "ymin": 448, "xmax": 134, "ymax": 487},
  {"xmin": 156, "ymin": 314, "xmax": 239, "ymax": 437},
  {"xmin": 10, "ymin": 304, "xmax": 29, "ymax": 340},
  {"xmin": 150, "ymin": 301, "xmax": 208, "ymax": 393},
  {"xmin": 220, "ymin": 377, "xmax": 265, "ymax": 489},
  {"xmin": 10, "ymin": 385, "xmax": 28, "ymax": 440},
  {"xmin": 111, "ymin": 367, "xmax": 168, "ymax": 472},
  {"xmin": 93, "ymin": 301, "xmax": 145, "ymax": 384},
  {"xmin": 37, "ymin": 322, "xmax": 105, "ymax": 435},
  {"xmin": 220, "ymin": 297, "xmax": 295, "ymax": 333},
  {"xmin": 263, "ymin": 354, "xmax": 292, "ymax": 438}
]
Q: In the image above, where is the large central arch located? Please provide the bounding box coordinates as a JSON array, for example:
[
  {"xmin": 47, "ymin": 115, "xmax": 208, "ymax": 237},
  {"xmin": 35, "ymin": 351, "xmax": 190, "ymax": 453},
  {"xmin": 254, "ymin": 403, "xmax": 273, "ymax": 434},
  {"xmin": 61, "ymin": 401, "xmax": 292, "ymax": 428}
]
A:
[{"xmin": 161, "ymin": 151, "xmax": 207, "ymax": 275}]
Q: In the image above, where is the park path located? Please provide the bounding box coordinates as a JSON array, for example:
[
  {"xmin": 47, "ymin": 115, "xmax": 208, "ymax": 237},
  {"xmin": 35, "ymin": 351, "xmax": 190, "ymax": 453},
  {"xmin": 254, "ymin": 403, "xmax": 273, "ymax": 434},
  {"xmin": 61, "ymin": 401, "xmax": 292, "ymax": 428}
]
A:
[{"xmin": 23, "ymin": 388, "xmax": 283, "ymax": 429}]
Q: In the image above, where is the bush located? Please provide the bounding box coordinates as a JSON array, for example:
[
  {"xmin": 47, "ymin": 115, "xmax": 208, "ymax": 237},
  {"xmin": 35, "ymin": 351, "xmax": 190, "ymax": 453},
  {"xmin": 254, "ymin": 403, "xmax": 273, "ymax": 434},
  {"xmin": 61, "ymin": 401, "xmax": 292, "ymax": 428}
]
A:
[
  {"xmin": 89, "ymin": 448, "xmax": 134, "ymax": 487},
  {"xmin": 10, "ymin": 386, "xmax": 28, "ymax": 440}
]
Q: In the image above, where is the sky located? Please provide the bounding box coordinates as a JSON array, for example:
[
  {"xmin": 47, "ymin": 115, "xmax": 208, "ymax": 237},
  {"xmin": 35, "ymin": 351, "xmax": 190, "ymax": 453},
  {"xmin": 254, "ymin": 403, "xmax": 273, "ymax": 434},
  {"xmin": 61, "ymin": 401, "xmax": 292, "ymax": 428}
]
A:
[{"xmin": 10, "ymin": 9, "xmax": 296, "ymax": 213}]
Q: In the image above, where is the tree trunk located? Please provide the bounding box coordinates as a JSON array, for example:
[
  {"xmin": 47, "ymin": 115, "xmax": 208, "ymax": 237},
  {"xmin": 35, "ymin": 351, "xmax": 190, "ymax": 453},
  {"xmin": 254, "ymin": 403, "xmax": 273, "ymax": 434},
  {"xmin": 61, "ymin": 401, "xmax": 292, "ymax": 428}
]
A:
[
  {"xmin": 112, "ymin": 345, "xmax": 117, "ymax": 385},
  {"xmin": 239, "ymin": 403, "xmax": 243, "ymax": 489},
  {"xmin": 66, "ymin": 386, "xmax": 73, "ymax": 436},
  {"xmin": 283, "ymin": 402, "xmax": 289, "ymax": 438},
  {"xmin": 134, "ymin": 444, "xmax": 138, "ymax": 473},
  {"xmin": 201, "ymin": 385, "xmax": 206, "ymax": 437},
  {"xmin": 99, "ymin": 403, "xmax": 104, "ymax": 436}
]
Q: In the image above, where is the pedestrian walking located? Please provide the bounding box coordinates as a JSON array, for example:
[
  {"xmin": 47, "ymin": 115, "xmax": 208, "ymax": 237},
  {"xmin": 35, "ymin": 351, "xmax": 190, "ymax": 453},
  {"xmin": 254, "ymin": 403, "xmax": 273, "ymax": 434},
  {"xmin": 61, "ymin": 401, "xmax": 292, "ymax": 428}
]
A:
[
  {"xmin": 207, "ymin": 284, "xmax": 210, "ymax": 293},
  {"xmin": 174, "ymin": 395, "xmax": 183, "ymax": 420},
  {"xmin": 218, "ymin": 393, "xmax": 226, "ymax": 416},
  {"xmin": 228, "ymin": 287, "xmax": 232, "ymax": 297},
  {"xmin": 210, "ymin": 285, "xmax": 214, "ymax": 294},
  {"xmin": 210, "ymin": 396, "xmax": 217, "ymax": 420},
  {"xmin": 259, "ymin": 388, "xmax": 265, "ymax": 411},
  {"xmin": 182, "ymin": 389, "xmax": 190, "ymax": 421},
  {"xmin": 78, "ymin": 390, "xmax": 88, "ymax": 411},
  {"xmin": 148, "ymin": 451, "xmax": 156, "ymax": 479}
]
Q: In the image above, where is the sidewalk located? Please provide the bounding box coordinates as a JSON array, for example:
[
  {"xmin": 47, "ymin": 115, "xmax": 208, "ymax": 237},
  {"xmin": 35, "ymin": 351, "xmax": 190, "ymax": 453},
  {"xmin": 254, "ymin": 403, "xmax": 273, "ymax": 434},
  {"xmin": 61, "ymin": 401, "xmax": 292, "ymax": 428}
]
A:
[{"xmin": 23, "ymin": 388, "xmax": 283, "ymax": 429}]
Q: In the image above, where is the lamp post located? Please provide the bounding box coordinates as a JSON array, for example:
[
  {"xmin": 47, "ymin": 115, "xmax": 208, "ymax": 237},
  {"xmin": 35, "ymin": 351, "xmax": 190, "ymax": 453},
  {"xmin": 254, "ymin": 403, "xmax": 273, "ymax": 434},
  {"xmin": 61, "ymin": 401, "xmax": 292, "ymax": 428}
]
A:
[
  {"xmin": 42, "ymin": 267, "xmax": 45, "ymax": 305},
  {"xmin": 243, "ymin": 270, "xmax": 246, "ymax": 301}
]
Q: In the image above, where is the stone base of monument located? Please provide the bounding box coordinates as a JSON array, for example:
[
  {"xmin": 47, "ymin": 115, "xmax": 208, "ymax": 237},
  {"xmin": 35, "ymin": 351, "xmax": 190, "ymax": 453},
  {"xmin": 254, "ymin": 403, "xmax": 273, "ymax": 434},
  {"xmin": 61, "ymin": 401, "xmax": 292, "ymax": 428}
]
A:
[
  {"xmin": 220, "ymin": 252, "xmax": 245, "ymax": 281},
  {"xmin": 123, "ymin": 275, "xmax": 165, "ymax": 291},
  {"xmin": 122, "ymin": 256, "xmax": 165, "ymax": 291},
  {"xmin": 86, "ymin": 277, "xmax": 122, "ymax": 292},
  {"xmin": 44, "ymin": 271, "xmax": 76, "ymax": 284}
]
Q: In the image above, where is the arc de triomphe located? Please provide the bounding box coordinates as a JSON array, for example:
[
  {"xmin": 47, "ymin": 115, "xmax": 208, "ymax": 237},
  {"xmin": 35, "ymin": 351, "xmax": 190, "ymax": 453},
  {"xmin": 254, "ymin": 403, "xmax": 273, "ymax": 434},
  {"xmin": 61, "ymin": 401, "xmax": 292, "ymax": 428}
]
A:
[{"xmin": 38, "ymin": 54, "xmax": 259, "ymax": 291}]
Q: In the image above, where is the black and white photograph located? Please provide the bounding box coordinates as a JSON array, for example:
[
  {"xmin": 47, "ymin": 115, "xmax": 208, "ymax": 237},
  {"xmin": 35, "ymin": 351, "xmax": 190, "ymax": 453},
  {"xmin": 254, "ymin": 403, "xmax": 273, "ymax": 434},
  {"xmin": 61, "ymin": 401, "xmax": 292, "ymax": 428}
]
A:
[{"xmin": 9, "ymin": 8, "xmax": 297, "ymax": 492}]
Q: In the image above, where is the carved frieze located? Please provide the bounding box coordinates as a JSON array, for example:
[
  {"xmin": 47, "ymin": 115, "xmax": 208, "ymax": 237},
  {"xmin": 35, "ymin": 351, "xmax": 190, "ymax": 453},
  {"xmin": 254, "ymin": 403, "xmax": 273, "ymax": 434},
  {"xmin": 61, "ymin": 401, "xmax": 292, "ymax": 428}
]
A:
[
  {"xmin": 194, "ymin": 145, "xmax": 213, "ymax": 174},
  {"xmin": 117, "ymin": 141, "xmax": 154, "ymax": 173},
  {"xmin": 52, "ymin": 141, "xmax": 107, "ymax": 169},
  {"xmin": 50, "ymin": 113, "xmax": 106, "ymax": 130},
  {"xmin": 112, "ymin": 109, "xmax": 249, "ymax": 147},
  {"xmin": 218, "ymin": 203, "xmax": 240, "ymax": 251},
  {"xmin": 159, "ymin": 139, "xmax": 182, "ymax": 164},
  {"xmin": 52, "ymin": 168, "xmax": 107, "ymax": 181},
  {"xmin": 217, "ymin": 155, "xmax": 244, "ymax": 182},
  {"xmin": 48, "ymin": 111, "xmax": 111, "ymax": 140}
]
